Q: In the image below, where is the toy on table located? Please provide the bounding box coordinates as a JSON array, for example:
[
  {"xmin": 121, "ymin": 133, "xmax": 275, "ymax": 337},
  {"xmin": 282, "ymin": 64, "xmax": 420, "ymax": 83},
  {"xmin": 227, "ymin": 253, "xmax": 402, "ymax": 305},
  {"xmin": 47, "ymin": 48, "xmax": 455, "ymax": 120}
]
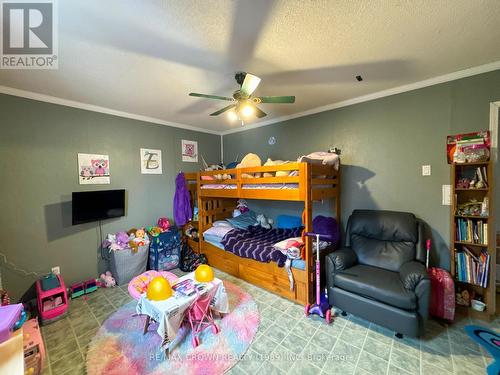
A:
[
  {"xmin": 128, "ymin": 270, "xmax": 178, "ymax": 300},
  {"xmin": 0, "ymin": 304, "xmax": 24, "ymax": 344},
  {"xmin": 304, "ymin": 232, "xmax": 334, "ymax": 324},
  {"xmin": 194, "ymin": 264, "xmax": 214, "ymax": 283},
  {"xmin": 99, "ymin": 271, "xmax": 116, "ymax": 288},
  {"xmin": 23, "ymin": 318, "xmax": 45, "ymax": 375},
  {"xmin": 146, "ymin": 277, "xmax": 173, "ymax": 301},
  {"xmin": 36, "ymin": 274, "xmax": 68, "ymax": 324}
]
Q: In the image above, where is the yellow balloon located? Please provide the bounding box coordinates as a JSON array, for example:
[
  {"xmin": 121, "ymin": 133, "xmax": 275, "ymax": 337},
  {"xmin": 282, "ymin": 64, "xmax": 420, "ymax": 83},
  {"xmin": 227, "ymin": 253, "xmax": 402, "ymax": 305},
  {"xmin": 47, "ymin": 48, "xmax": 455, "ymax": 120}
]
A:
[
  {"xmin": 194, "ymin": 264, "xmax": 214, "ymax": 282},
  {"xmin": 146, "ymin": 276, "xmax": 172, "ymax": 301}
]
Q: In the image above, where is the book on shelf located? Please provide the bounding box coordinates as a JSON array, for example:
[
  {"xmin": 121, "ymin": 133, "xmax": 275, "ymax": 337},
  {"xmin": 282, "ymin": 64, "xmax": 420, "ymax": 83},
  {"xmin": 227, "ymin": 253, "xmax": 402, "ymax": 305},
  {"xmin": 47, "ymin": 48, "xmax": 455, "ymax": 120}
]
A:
[
  {"xmin": 455, "ymin": 247, "xmax": 490, "ymax": 287},
  {"xmin": 455, "ymin": 218, "xmax": 488, "ymax": 245}
]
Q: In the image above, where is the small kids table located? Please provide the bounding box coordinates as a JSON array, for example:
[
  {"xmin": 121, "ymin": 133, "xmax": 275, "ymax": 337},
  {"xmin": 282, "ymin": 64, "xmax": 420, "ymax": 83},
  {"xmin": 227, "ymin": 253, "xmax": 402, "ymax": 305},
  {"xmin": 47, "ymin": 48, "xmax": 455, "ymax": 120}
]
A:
[{"xmin": 136, "ymin": 272, "xmax": 229, "ymax": 356}]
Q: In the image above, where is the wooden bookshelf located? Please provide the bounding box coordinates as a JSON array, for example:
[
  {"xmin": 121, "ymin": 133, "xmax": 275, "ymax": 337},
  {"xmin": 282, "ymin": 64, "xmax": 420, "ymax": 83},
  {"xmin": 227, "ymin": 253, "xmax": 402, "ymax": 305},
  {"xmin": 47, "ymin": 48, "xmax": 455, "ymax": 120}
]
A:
[{"xmin": 450, "ymin": 161, "xmax": 495, "ymax": 319}]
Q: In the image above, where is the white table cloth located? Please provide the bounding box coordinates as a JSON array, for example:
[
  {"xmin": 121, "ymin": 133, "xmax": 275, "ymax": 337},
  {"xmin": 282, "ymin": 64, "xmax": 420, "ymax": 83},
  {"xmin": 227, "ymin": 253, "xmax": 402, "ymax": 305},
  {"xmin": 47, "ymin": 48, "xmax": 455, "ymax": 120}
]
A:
[{"xmin": 136, "ymin": 272, "xmax": 229, "ymax": 350}]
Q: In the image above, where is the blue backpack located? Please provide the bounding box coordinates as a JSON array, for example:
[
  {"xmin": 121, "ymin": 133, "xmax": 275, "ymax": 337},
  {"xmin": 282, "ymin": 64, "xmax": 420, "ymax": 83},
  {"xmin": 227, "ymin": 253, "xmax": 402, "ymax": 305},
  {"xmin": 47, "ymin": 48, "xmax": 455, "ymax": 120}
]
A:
[{"xmin": 149, "ymin": 229, "xmax": 180, "ymax": 271}]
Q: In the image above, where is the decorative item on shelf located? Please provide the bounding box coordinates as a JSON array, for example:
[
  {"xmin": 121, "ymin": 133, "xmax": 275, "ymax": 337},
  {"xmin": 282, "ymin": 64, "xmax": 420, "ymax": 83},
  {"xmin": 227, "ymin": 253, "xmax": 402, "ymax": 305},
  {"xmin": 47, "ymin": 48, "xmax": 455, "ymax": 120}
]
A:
[
  {"xmin": 471, "ymin": 298, "xmax": 486, "ymax": 312},
  {"xmin": 446, "ymin": 130, "xmax": 490, "ymax": 164},
  {"xmin": 455, "ymin": 286, "xmax": 473, "ymax": 307},
  {"xmin": 456, "ymin": 200, "xmax": 483, "ymax": 216}
]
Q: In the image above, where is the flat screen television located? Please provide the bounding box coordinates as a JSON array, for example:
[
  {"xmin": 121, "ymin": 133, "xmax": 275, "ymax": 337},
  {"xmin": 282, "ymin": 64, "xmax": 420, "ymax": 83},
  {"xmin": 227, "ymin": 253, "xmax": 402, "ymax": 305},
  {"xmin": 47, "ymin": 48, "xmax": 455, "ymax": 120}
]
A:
[{"xmin": 72, "ymin": 189, "xmax": 126, "ymax": 225}]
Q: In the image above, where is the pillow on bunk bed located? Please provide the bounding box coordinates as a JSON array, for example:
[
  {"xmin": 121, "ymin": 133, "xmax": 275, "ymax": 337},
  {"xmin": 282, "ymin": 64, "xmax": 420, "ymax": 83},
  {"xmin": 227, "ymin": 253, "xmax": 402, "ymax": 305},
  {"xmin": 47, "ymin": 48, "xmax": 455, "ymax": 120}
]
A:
[
  {"xmin": 276, "ymin": 215, "xmax": 302, "ymax": 229},
  {"xmin": 203, "ymin": 233, "xmax": 226, "ymax": 244},
  {"xmin": 226, "ymin": 210, "xmax": 259, "ymax": 229},
  {"xmin": 212, "ymin": 220, "xmax": 234, "ymax": 228},
  {"xmin": 203, "ymin": 225, "xmax": 234, "ymax": 239}
]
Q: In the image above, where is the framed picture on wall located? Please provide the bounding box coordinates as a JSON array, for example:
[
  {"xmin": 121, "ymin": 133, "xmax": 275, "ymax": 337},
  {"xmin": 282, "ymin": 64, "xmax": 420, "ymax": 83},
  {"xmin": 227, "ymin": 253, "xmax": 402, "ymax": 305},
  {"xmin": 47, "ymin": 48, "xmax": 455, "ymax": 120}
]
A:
[
  {"xmin": 77, "ymin": 153, "xmax": 110, "ymax": 184},
  {"xmin": 181, "ymin": 140, "xmax": 198, "ymax": 162},
  {"xmin": 140, "ymin": 148, "xmax": 163, "ymax": 174}
]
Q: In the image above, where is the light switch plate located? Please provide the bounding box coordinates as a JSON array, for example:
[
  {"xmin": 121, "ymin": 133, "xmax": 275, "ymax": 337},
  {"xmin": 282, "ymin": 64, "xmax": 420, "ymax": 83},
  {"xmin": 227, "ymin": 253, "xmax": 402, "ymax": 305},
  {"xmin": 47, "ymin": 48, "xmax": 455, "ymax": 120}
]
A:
[
  {"xmin": 422, "ymin": 165, "xmax": 431, "ymax": 176},
  {"xmin": 442, "ymin": 185, "xmax": 451, "ymax": 205},
  {"xmin": 51, "ymin": 266, "xmax": 60, "ymax": 275}
]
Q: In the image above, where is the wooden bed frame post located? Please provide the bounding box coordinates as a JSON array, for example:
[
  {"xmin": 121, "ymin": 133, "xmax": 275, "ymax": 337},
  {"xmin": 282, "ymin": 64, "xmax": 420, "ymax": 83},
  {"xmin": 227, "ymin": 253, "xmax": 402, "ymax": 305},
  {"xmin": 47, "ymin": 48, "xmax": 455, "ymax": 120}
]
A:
[{"xmin": 301, "ymin": 162, "xmax": 314, "ymax": 304}]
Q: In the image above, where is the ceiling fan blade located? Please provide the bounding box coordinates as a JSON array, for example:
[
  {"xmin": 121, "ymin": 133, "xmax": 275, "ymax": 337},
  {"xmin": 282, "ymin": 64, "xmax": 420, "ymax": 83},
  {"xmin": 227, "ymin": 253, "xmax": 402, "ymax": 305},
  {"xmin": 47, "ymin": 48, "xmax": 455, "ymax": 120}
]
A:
[
  {"xmin": 210, "ymin": 104, "xmax": 237, "ymax": 116},
  {"xmin": 240, "ymin": 73, "xmax": 261, "ymax": 96},
  {"xmin": 255, "ymin": 96, "xmax": 295, "ymax": 103},
  {"xmin": 189, "ymin": 93, "xmax": 234, "ymax": 101},
  {"xmin": 254, "ymin": 106, "xmax": 267, "ymax": 118}
]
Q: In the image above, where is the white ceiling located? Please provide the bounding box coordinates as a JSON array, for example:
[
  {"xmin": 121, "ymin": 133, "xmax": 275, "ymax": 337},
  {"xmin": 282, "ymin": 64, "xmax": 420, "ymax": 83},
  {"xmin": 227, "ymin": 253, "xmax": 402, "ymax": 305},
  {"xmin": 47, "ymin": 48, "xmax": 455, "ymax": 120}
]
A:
[{"xmin": 1, "ymin": 0, "xmax": 500, "ymax": 134}]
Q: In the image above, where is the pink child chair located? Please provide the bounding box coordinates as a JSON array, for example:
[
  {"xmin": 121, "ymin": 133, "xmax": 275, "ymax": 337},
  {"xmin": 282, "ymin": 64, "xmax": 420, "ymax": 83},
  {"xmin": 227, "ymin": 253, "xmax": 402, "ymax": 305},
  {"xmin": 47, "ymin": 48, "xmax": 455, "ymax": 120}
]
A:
[{"xmin": 185, "ymin": 288, "xmax": 219, "ymax": 348}]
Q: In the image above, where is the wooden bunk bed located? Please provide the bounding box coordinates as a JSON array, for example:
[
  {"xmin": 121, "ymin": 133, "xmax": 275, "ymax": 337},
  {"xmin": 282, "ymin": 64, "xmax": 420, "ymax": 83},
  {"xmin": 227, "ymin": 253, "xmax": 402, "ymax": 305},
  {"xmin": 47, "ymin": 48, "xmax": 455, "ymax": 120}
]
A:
[
  {"xmin": 196, "ymin": 161, "xmax": 340, "ymax": 305},
  {"xmin": 182, "ymin": 172, "xmax": 200, "ymax": 252}
]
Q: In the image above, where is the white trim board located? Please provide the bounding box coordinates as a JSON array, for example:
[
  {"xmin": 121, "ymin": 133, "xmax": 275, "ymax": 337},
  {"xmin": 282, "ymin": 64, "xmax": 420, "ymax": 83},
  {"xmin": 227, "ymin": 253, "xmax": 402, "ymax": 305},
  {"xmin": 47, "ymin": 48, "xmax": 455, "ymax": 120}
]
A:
[
  {"xmin": 222, "ymin": 60, "xmax": 500, "ymax": 135},
  {"xmin": 1, "ymin": 60, "xmax": 500, "ymax": 137},
  {"xmin": 0, "ymin": 85, "xmax": 220, "ymax": 135},
  {"xmin": 490, "ymin": 101, "xmax": 500, "ymax": 163}
]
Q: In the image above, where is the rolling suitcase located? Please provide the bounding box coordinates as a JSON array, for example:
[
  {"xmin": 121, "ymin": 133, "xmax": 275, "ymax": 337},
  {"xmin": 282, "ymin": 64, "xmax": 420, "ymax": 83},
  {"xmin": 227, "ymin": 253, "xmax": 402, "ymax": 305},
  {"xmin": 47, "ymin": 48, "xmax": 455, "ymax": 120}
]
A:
[{"xmin": 426, "ymin": 240, "xmax": 455, "ymax": 321}]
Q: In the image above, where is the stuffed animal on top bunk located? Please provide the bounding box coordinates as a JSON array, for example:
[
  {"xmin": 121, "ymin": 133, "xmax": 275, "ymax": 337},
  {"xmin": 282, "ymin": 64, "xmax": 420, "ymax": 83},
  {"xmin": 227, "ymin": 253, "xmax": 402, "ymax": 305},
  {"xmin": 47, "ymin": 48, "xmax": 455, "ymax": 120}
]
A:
[
  {"xmin": 298, "ymin": 151, "xmax": 340, "ymax": 170},
  {"xmin": 236, "ymin": 153, "xmax": 262, "ymax": 178},
  {"xmin": 263, "ymin": 158, "xmax": 290, "ymax": 177}
]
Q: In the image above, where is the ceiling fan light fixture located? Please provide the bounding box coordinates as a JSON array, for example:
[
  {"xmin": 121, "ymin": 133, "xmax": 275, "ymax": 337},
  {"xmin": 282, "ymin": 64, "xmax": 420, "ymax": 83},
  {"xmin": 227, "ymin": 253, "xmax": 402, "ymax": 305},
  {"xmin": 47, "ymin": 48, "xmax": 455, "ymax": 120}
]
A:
[
  {"xmin": 227, "ymin": 110, "xmax": 238, "ymax": 122},
  {"xmin": 240, "ymin": 104, "xmax": 254, "ymax": 117}
]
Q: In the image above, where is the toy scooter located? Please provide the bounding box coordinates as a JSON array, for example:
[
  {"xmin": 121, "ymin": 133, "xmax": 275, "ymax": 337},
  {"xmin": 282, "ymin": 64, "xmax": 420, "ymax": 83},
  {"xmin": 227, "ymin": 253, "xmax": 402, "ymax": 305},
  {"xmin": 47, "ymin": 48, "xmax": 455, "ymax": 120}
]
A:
[{"xmin": 304, "ymin": 232, "xmax": 333, "ymax": 324}]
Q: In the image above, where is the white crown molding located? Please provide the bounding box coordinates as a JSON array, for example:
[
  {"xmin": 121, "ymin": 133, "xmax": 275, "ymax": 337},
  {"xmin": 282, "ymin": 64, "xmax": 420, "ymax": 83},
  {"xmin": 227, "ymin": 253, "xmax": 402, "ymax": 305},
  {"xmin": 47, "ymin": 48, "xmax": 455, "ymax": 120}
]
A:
[
  {"xmin": 0, "ymin": 85, "xmax": 220, "ymax": 135},
  {"xmin": 1, "ymin": 60, "xmax": 499, "ymax": 137},
  {"xmin": 221, "ymin": 60, "xmax": 500, "ymax": 135}
]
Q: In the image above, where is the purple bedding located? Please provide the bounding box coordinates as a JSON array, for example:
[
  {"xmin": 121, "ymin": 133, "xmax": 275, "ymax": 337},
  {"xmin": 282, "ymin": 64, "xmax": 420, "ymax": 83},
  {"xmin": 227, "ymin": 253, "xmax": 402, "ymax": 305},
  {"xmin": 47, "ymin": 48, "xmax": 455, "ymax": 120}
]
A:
[{"xmin": 221, "ymin": 226, "xmax": 303, "ymax": 266}]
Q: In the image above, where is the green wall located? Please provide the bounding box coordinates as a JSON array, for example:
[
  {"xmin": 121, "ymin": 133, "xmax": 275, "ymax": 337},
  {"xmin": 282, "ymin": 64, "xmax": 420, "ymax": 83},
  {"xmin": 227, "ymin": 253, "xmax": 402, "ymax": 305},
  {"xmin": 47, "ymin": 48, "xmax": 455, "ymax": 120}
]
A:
[
  {"xmin": 0, "ymin": 94, "xmax": 220, "ymax": 299},
  {"xmin": 223, "ymin": 70, "xmax": 500, "ymax": 269}
]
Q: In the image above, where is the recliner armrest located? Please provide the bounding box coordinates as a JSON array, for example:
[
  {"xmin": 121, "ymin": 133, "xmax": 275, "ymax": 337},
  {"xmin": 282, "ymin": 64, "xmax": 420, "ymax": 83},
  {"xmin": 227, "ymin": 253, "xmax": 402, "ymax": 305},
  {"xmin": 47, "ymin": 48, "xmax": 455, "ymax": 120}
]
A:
[
  {"xmin": 326, "ymin": 247, "xmax": 358, "ymax": 274},
  {"xmin": 399, "ymin": 261, "xmax": 428, "ymax": 291}
]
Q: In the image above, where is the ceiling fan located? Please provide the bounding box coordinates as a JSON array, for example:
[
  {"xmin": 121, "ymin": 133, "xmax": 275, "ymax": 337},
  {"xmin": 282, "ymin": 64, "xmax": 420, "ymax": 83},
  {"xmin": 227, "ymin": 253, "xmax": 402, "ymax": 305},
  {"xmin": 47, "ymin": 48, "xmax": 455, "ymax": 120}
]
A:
[{"xmin": 189, "ymin": 72, "xmax": 295, "ymax": 123}]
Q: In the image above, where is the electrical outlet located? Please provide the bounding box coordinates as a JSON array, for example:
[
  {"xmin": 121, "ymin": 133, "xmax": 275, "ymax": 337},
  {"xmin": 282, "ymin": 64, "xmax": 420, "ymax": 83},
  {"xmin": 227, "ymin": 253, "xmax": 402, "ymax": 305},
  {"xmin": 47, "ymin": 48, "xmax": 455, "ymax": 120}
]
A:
[
  {"xmin": 51, "ymin": 266, "xmax": 60, "ymax": 275},
  {"xmin": 422, "ymin": 165, "xmax": 431, "ymax": 176},
  {"xmin": 442, "ymin": 185, "xmax": 451, "ymax": 205}
]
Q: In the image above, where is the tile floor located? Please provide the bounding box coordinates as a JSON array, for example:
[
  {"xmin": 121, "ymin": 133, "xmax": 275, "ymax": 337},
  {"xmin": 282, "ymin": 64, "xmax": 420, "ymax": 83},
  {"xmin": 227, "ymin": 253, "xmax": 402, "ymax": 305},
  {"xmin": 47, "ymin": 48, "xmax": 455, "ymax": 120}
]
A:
[{"xmin": 40, "ymin": 268, "xmax": 496, "ymax": 375}]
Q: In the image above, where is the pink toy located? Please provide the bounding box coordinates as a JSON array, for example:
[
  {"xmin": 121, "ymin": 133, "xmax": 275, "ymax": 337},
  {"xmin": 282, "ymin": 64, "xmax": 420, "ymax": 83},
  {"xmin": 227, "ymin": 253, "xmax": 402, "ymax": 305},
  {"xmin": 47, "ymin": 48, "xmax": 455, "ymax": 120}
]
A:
[
  {"xmin": 185, "ymin": 287, "xmax": 219, "ymax": 348},
  {"xmin": 100, "ymin": 271, "xmax": 116, "ymax": 288},
  {"xmin": 128, "ymin": 270, "xmax": 178, "ymax": 300},
  {"xmin": 157, "ymin": 217, "xmax": 170, "ymax": 232},
  {"xmin": 36, "ymin": 274, "xmax": 68, "ymax": 324},
  {"xmin": 0, "ymin": 303, "xmax": 23, "ymax": 344},
  {"xmin": 23, "ymin": 318, "xmax": 45, "ymax": 375}
]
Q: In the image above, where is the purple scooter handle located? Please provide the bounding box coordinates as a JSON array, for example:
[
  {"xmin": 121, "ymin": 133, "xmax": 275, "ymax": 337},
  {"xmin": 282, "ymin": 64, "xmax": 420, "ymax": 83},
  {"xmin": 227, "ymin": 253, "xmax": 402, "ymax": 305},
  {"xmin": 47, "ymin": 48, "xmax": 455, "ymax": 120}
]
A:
[{"xmin": 303, "ymin": 232, "xmax": 334, "ymax": 242}]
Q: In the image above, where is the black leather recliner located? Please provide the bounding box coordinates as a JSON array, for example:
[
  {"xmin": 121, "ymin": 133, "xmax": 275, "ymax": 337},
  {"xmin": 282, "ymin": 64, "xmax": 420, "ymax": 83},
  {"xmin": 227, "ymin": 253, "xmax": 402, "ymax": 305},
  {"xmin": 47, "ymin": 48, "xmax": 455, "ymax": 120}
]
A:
[{"xmin": 326, "ymin": 210, "xmax": 430, "ymax": 337}]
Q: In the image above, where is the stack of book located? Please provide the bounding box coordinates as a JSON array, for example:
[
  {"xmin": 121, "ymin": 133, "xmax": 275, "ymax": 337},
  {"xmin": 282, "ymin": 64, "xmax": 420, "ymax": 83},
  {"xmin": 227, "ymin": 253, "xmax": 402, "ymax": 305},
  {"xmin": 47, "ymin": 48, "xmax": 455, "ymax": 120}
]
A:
[
  {"xmin": 455, "ymin": 247, "xmax": 490, "ymax": 287},
  {"xmin": 456, "ymin": 218, "xmax": 488, "ymax": 245}
]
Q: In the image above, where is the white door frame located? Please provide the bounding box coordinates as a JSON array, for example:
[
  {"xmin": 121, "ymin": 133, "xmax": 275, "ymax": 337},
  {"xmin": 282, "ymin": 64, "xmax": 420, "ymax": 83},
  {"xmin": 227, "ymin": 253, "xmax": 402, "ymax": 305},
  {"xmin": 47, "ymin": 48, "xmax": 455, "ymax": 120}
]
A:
[{"xmin": 490, "ymin": 101, "xmax": 500, "ymax": 162}]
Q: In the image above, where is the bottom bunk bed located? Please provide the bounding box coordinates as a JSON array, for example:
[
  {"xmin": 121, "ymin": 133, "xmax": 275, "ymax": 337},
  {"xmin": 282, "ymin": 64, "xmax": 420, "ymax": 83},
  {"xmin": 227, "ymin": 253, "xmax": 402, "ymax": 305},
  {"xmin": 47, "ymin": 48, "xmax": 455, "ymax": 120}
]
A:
[{"xmin": 201, "ymin": 239, "xmax": 310, "ymax": 304}]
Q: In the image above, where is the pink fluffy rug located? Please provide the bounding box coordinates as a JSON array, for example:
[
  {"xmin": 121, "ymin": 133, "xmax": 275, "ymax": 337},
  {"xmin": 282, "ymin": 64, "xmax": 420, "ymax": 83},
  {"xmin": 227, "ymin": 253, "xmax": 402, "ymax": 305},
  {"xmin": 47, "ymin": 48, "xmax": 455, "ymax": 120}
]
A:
[{"xmin": 86, "ymin": 280, "xmax": 259, "ymax": 375}]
